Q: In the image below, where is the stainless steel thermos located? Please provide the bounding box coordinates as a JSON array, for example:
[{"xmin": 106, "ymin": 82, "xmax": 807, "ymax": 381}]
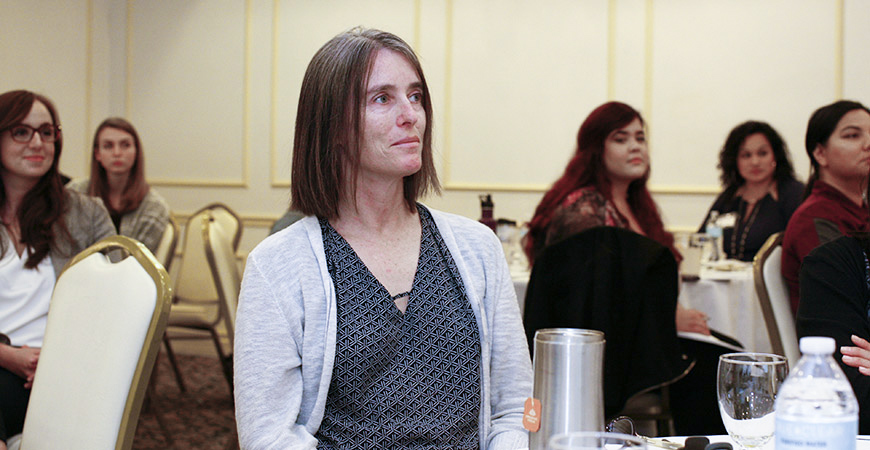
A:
[{"xmin": 528, "ymin": 328, "xmax": 605, "ymax": 450}]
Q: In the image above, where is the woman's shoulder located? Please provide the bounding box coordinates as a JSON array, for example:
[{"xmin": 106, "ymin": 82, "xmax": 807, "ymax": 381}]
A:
[
  {"xmin": 427, "ymin": 207, "xmax": 493, "ymax": 236},
  {"xmin": 563, "ymin": 186, "xmax": 606, "ymax": 207},
  {"xmin": 249, "ymin": 215, "xmax": 320, "ymax": 262},
  {"xmin": 777, "ymin": 178, "xmax": 805, "ymax": 198},
  {"xmin": 66, "ymin": 178, "xmax": 90, "ymax": 193},
  {"xmin": 64, "ymin": 187, "xmax": 103, "ymax": 211},
  {"xmin": 138, "ymin": 187, "xmax": 170, "ymax": 215},
  {"xmin": 425, "ymin": 206, "xmax": 502, "ymax": 259}
]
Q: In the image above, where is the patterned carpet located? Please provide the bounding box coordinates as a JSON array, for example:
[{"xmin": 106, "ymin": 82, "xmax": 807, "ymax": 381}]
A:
[{"xmin": 133, "ymin": 353, "xmax": 237, "ymax": 449}]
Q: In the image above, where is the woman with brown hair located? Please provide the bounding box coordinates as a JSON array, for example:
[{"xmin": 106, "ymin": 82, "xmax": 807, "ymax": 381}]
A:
[
  {"xmin": 0, "ymin": 90, "xmax": 114, "ymax": 450},
  {"xmin": 68, "ymin": 118, "xmax": 169, "ymax": 253},
  {"xmin": 234, "ymin": 28, "xmax": 531, "ymax": 449}
]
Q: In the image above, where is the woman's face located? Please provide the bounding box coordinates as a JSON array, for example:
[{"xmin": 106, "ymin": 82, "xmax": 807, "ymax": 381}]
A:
[
  {"xmin": 602, "ymin": 118, "xmax": 648, "ymax": 185},
  {"xmin": 814, "ymin": 109, "xmax": 870, "ymax": 184},
  {"xmin": 358, "ymin": 48, "xmax": 426, "ymax": 183},
  {"xmin": 736, "ymin": 132, "xmax": 776, "ymax": 186},
  {"xmin": 95, "ymin": 127, "xmax": 137, "ymax": 178},
  {"xmin": 0, "ymin": 100, "xmax": 56, "ymax": 187}
]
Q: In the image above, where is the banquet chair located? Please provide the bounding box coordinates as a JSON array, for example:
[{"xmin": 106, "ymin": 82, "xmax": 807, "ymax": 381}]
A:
[
  {"xmin": 8, "ymin": 236, "xmax": 172, "ymax": 450},
  {"xmin": 198, "ymin": 202, "xmax": 242, "ymax": 252},
  {"xmin": 752, "ymin": 232, "xmax": 800, "ymax": 368},
  {"xmin": 523, "ymin": 227, "xmax": 694, "ymax": 436},
  {"xmin": 153, "ymin": 216, "xmax": 179, "ymax": 273},
  {"xmin": 163, "ymin": 207, "xmax": 240, "ymax": 391}
]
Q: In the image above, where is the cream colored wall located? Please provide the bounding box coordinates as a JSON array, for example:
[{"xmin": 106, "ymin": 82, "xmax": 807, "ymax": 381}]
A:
[{"xmin": 2, "ymin": 0, "xmax": 868, "ymax": 256}]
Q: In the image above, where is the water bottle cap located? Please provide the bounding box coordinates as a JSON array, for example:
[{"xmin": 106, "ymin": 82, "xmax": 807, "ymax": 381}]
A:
[{"xmin": 800, "ymin": 336, "xmax": 835, "ymax": 354}]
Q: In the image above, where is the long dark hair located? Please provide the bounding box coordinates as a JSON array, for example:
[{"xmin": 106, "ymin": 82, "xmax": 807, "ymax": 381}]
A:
[
  {"xmin": 717, "ymin": 120, "xmax": 797, "ymax": 202},
  {"xmin": 804, "ymin": 100, "xmax": 870, "ymax": 197},
  {"xmin": 524, "ymin": 101, "xmax": 676, "ymax": 264},
  {"xmin": 290, "ymin": 27, "xmax": 439, "ymax": 218},
  {"xmin": 87, "ymin": 117, "xmax": 150, "ymax": 214},
  {"xmin": 0, "ymin": 90, "xmax": 71, "ymax": 268}
]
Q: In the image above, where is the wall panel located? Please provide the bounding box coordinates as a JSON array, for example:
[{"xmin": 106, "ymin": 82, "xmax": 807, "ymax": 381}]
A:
[
  {"xmin": 648, "ymin": 0, "xmax": 836, "ymax": 194},
  {"xmin": 0, "ymin": 0, "xmax": 91, "ymax": 176},
  {"xmin": 843, "ymin": 0, "xmax": 870, "ymax": 102},
  {"xmin": 444, "ymin": 0, "xmax": 609, "ymax": 191},
  {"xmin": 128, "ymin": 0, "xmax": 247, "ymax": 186}
]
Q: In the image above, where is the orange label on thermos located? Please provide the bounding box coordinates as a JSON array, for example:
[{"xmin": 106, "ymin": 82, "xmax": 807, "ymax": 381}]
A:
[{"xmin": 523, "ymin": 397, "xmax": 542, "ymax": 432}]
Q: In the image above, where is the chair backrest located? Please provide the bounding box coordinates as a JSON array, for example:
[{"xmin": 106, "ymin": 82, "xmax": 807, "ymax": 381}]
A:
[
  {"xmin": 153, "ymin": 216, "xmax": 179, "ymax": 273},
  {"xmin": 203, "ymin": 212, "xmax": 241, "ymax": 347},
  {"xmin": 523, "ymin": 227, "xmax": 693, "ymax": 418},
  {"xmin": 194, "ymin": 202, "xmax": 242, "ymax": 251},
  {"xmin": 174, "ymin": 209, "xmax": 219, "ymax": 302},
  {"xmin": 20, "ymin": 236, "xmax": 172, "ymax": 450},
  {"xmin": 753, "ymin": 232, "xmax": 800, "ymax": 368}
]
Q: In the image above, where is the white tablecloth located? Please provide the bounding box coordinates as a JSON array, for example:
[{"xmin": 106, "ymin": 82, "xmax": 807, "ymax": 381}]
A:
[{"xmin": 678, "ymin": 265, "xmax": 772, "ymax": 353}]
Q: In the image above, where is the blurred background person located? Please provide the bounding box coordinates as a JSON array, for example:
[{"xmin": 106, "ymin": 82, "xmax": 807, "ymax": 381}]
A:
[
  {"xmin": 524, "ymin": 101, "xmax": 709, "ymax": 335},
  {"xmin": 782, "ymin": 100, "xmax": 870, "ymax": 314},
  {"xmin": 797, "ymin": 166, "xmax": 870, "ymax": 434},
  {"xmin": 233, "ymin": 28, "xmax": 531, "ymax": 449},
  {"xmin": 698, "ymin": 121, "xmax": 803, "ymax": 262},
  {"xmin": 0, "ymin": 90, "xmax": 114, "ymax": 450},
  {"xmin": 68, "ymin": 118, "xmax": 169, "ymax": 254}
]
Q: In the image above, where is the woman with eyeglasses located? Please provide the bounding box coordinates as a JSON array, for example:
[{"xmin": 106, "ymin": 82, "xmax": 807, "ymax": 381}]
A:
[
  {"xmin": 0, "ymin": 90, "xmax": 115, "ymax": 449},
  {"xmin": 68, "ymin": 118, "xmax": 169, "ymax": 254}
]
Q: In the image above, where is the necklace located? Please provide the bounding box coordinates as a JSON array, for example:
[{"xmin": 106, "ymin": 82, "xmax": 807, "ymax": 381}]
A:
[{"xmin": 730, "ymin": 197, "xmax": 762, "ymax": 260}]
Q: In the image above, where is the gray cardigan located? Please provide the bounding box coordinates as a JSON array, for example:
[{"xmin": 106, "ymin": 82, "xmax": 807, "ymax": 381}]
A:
[
  {"xmin": 50, "ymin": 189, "xmax": 116, "ymax": 276},
  {"xmin": 0, "ymin": 189, "xmax": 115, "ymax": 277},
  {"xmin": 68, "ymin": 179, "xmax": 169, "ymax": 253},
  {"xmin": 234, "ymin": 208, "xmax": 533, "ymax": 450}
]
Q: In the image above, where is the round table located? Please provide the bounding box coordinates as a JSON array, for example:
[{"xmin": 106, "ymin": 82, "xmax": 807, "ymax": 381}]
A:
[{"xmin": 678, "ymin": 264, "xmax": 772, "ymax": 353}]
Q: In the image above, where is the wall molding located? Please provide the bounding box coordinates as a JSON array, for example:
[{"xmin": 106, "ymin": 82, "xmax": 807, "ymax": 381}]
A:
[
  {"xmin": 126, "ymin": 0, "xmax": 250, "ymax": 188},
  {"xmin": 443, "ymin": 181, "xmax": 719, "ymax": 196}
]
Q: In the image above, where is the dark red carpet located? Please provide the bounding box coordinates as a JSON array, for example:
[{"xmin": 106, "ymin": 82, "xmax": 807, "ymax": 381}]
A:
[{"xmin": 134, "ymin": 353, "xmax": 237, "ymax": 449}]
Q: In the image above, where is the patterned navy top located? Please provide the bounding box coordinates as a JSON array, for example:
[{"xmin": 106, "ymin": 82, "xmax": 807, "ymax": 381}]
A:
[{"xmin": 315, "ymin": 205, "xmax": 482, "ymax": 449}]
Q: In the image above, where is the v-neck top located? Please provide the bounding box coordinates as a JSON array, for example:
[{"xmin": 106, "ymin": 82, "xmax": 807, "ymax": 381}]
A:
[
  {"xmin": 315, "ymin": 205, "xmax": 481, "ymax": 449},
  {"xmin": 0, "ymin": 233, "xmax": 55, "ymax": 347}
]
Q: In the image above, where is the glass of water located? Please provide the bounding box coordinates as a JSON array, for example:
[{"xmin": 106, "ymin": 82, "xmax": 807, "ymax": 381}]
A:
[
  {"xmin": 717, "ymin": 353, "xmax": 788, "ymax": 449},
  {"xmin": 549, "ymin": 431, "xmax": 646, "ymax": 449}
]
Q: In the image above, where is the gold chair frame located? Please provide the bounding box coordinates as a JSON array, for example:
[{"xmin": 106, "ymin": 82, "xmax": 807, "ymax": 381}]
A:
[
  {"xmin": 752, "ymin": 232, "xmax": 799, "ymax": 367},
  {"xmin": 17, "ymin": 236, "xmax": 172, "ymax": 450}
]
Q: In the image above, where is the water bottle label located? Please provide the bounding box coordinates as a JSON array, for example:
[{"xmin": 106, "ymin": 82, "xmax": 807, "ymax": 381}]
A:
[{"xmin": 776, "ymin": 417, "xmax": 857, "ymax": 450}]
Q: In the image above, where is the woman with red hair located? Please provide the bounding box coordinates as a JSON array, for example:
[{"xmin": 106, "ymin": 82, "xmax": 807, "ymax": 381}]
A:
[{"xmin": 524, "ymin": 101, "xmax": 709, "ymax": 334}]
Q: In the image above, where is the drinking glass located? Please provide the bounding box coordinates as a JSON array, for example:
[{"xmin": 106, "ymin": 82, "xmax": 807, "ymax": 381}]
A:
[
  {"xmin": 549, "ymin": 431, "xmax": 646, "ymax": 449},
  {"xmin": 717, "ymin": 353, "xmax": 788, "ymax": 449}
]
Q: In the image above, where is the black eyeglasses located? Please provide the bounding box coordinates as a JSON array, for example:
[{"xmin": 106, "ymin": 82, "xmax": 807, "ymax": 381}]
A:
[{"xmin": 5, "ymin": 124, "xmax": 61, "ymax": 144}]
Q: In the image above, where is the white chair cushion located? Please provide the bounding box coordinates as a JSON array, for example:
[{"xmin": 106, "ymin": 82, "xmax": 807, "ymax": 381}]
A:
[{"xmin": 20, "ymin": 253, "xmax": 156, "ymax": 449}]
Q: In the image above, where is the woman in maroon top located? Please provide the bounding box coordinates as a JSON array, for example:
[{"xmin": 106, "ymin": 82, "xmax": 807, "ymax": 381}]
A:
[{"xmin": 782, "ymin": 100, "xmax": 870, "ymax": 314}]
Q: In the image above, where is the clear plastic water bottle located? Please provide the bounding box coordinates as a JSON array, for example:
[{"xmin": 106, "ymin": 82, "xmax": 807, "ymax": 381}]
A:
[
  {"xmin": 775, "ymin": 336, "xmax": 858, "ymax": 450},
  {"xmin": 704, "ymin": 211, "xmax": 722, "ymax": 261}
]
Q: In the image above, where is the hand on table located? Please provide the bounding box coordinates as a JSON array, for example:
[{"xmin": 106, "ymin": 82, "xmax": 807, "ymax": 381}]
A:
[
  {"xmin": 676, "ymin": 306, "xmax": 711, "ymax": 335},
  {"xmin": 0, "ymin": 344, "xmax": 40, "ymax": 388},
  {"xmin": 841, "ymin": 335, "xmax": 870, "ymax": 376}
]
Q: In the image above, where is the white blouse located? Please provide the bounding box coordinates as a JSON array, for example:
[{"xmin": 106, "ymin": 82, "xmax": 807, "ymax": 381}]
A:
[{"xmin": 0, "ymin": 238, "xmax": 55, "ymax": 347}]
